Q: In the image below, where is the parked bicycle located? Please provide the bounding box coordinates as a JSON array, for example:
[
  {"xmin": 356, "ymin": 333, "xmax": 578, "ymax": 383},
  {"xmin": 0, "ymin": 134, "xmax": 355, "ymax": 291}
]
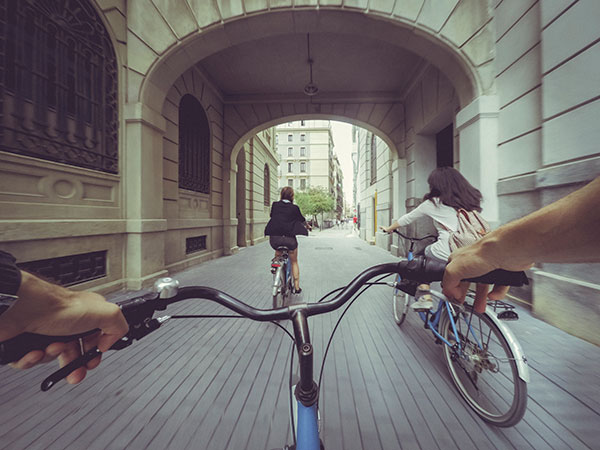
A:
[
  {"xmin": 271, "ymin": 245, "xmax": 294, "ymax": 308},
  {"xmin": 0, "ymin": 258, "xmax": 529, "ymax": 449},
  {"xmin": 391, "ymin": 229, "xmax": 529, "ymax": 427}
]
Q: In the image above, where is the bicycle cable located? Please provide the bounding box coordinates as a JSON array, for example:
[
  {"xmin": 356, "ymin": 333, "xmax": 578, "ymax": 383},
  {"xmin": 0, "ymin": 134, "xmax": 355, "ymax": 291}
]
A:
[{"xmin": 315, "ymin": 273, "xmax": 394, "ymax": 411}]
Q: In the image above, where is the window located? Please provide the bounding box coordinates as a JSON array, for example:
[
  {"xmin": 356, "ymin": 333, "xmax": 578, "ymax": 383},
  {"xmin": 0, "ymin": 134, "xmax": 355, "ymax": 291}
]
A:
[
  {"xmin": 300, "ymin": 179, "xmax": 306, "ymax": 190},
  {"xmin": 0, "ymin": 0, "xmax": 119, "ymax": 173},
  {"xmin": 275, "ymin": 134, "xmax": 279, "ymax": 144},
  {"xmin": 179, "ymin": 94, "xmax": 211, "ymax": 193},
  {"xmin": 288, "ymin": 147, "xmax": 293, "ymax": 157},
  {"xmin": 287, "ymin": 134, "xmax": 293, "ymax": 142},
  {"xmin": 301, "ymin": 120, "xmax": 305, "ymax": 126},
  {"xmin": 300, "ymin": 147, "xmax": 306, "ymax": 157},
  {"xmin": 370, "ymin": 133, "xmax": 377, "ymax": 185},
  {"xmin": 288, "ymin": 179, "xmax": 294, "ymax": 188},
  {"xmin": 300, "ymin": 134, "xmax": 306, "ymax": 142},
  {"xmin": 300, "ymin": 162, "xmax": 306, "ymax": 173},
  {"xmin": 288, "ymin": 162, "xmax": 294, "ymax": 173},
  {"xmin": 263, "ymin": 164, "xmax": 270, "ymax": 205}
]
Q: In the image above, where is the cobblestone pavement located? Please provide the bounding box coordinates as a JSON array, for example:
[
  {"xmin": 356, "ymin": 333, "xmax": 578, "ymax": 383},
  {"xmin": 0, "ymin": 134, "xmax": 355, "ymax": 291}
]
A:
[{"xmin": 1, "ymin": 227, "xmax": 598, "ymax": 449}]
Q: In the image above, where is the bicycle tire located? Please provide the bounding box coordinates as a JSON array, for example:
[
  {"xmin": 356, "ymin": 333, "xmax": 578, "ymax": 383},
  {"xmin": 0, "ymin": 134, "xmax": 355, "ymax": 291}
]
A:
[
  {"xmin": 392, "ymin": 276, "xmax": 410, "ymax": 326},
  {"xmin": 439, "ymin": 304, "xmax": 527, "ymax": 427},
  {"xmin": 273, "ymin": 269, "xmax": 284, "ymax": 309}
]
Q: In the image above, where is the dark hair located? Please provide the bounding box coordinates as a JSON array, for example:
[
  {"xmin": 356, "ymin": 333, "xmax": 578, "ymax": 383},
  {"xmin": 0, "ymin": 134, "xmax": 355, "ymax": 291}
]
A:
[
  {"xmin": 423, "ymin": 167, "xmax": 482, "ymax": 212},
  {"xmin": 280, "ymin": 186, "xmax": 294, "ymax": 202}
]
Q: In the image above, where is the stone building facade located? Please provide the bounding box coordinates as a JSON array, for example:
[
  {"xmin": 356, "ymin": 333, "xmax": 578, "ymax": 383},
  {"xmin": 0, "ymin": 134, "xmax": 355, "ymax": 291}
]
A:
[{"xmin": 0, "ymin": 0, "xmax": 597, "ymax": 343}]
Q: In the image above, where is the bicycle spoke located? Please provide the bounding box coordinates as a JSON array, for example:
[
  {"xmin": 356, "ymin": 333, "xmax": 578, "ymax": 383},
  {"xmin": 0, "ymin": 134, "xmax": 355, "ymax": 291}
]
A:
[{"xmin": 441, "ymin": 304, "xmax": 527, "ymax": 426}]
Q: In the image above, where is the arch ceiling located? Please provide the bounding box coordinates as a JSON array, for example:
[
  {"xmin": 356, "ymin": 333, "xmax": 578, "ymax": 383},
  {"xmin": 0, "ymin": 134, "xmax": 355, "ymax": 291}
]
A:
[
  {"xmin": 135, "ymin": 5, "xmax": 491, "ymax": 160},
  {"xmin": 141, "ymin": 8, "xmax": 487, "ymax": 110}
]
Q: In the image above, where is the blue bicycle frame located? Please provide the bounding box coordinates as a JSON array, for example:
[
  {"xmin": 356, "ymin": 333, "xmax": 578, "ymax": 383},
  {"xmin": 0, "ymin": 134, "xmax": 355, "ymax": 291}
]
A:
[
  {"xmin": 394, "ymin": 233, "xmax": 482, "ymax": 356},
  {"xmin": 290, "ymin": 311, "xmax": 321, "ymax": 450}
]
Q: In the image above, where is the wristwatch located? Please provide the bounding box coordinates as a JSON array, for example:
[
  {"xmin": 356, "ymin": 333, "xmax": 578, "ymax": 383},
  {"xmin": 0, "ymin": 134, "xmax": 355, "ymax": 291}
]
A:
[{"xmin": 0, "ymin": 293, "xmax": 18, "ymax": 315}]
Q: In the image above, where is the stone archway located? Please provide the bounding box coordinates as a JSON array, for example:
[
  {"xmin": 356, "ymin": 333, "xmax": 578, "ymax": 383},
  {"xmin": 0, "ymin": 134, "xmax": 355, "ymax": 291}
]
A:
[
  {"xmin": 136, "ymin": 6, "xmax": 489, "ymax": 111},
  {"xmin": 126, "ymin": 3, "xmax": 493, "ymax": 260}
]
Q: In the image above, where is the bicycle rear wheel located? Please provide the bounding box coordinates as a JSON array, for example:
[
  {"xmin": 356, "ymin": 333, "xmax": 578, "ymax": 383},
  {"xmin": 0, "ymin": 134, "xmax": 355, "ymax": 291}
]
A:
[
  {"xmin": 392, "ymin": 275, "xmax": 410, "ymax": 326},
  {"xmin": 440, "ymin": 304, "xmax": 527, "ymax": 427},
  {"xmin": 273, "ymin": 269, "xmax": 284, "ymax": 309}
]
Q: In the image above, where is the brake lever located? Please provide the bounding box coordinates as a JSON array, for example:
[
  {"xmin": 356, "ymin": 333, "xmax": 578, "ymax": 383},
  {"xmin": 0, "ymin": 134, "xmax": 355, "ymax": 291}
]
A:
[
  {"xmin": 41, "ymin": 347, "xmax": 102, "ymax": 391},
  {"xmin": 40, "ymin": 315, "xmax": 171, "ymax": 391}
]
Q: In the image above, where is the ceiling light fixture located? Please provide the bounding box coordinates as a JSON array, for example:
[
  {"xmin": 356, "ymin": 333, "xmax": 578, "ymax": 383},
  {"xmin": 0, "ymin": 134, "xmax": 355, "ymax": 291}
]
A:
[{"xmin": 303, "ymin": 33, "xmax": 319, "ymax": 96}]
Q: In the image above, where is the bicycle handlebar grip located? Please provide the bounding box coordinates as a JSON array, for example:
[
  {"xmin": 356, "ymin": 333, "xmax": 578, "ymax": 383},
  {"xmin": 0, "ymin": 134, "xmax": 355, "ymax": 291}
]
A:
[
  {"xmin": 0, "ymin": 294, "xmax": 156, "ymax": 365},
  {"xmin": 465, "ymin": 269, "xmax": 529, "ymax": 287},
  {"xmin": 0, "ymin": 329, "xmax": 99, "ymax": 365}
]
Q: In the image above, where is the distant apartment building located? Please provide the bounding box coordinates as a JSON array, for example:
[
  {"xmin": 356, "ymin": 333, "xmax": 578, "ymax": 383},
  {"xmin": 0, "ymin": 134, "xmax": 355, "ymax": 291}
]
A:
[
  {"xmin": 276, "ymin": 120, "xmax": 331, "ymax": 192},
  {"xmin": 275, "ymin": 120, "xmax": 344, "ymax": 222}
]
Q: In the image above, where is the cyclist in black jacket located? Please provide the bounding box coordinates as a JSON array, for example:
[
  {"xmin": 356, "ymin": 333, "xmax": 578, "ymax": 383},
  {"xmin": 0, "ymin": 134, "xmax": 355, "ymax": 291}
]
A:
[{"xmin": 264, "ymin": 186, "xmax": 309, "ymax": 294}]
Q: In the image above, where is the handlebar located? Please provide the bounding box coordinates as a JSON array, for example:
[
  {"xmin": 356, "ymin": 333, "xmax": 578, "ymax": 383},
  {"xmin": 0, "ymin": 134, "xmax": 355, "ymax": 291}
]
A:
[
  {"xmin": 391, "ymin": 229, "xmax": 437, "ymax": 242},
  {"xmin": 0, "ymin": 257, "xmax": 529, "ymax": 389}
]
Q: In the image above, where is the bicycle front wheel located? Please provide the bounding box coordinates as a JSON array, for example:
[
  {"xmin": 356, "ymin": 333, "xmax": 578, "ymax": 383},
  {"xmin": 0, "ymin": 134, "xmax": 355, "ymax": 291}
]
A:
[
  {"xmin": 392, "ymin": 276, "xmax": 410, "ymax": 326},
  {"xmin": 440, "ymin": 304, "xmax": 527, "ymax": 427}
]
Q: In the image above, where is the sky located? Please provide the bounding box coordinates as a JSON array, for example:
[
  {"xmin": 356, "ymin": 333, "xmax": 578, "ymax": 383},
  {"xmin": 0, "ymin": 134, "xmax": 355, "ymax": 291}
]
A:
[{"xmin": 330, "ymin": 121, "xmax": 354, "ymax": 205}]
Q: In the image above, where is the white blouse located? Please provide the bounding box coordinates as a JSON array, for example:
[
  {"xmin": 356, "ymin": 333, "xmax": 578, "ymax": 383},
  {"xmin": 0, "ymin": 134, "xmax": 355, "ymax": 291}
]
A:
[{"xmin": 395, "ymin": 198, "xmax": 458, "ymax": 261}]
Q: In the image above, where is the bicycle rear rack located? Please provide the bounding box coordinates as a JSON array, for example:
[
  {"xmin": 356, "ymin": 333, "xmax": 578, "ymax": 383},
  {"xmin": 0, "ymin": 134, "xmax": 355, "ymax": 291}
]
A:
[{"xmin": 488, "ymin": 299, "xmax": 519, "ymax": 321}]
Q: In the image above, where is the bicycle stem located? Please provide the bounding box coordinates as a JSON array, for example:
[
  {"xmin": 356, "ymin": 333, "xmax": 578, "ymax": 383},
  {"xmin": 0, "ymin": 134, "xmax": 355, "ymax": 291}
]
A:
[{"xmin": 292, "ymin": 310, "xmax": 319, "ymax": 407}]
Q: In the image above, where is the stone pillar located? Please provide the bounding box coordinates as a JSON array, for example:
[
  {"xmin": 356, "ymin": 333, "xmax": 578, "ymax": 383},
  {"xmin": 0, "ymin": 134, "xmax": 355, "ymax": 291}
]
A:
[
  {"xmin": 123, "ymin": 102, "xmax": 168, "ymax": 289},
  {"xmin": 222, "ymin": 151, "xmax": 238, "ymax": 255},
  {"xmin": 456, "ymin": 96, "xmax": 500, "ymax": 224},
  {"xmin": 390, "ymin": 158, "xmax": 406, "ymax": 257}
]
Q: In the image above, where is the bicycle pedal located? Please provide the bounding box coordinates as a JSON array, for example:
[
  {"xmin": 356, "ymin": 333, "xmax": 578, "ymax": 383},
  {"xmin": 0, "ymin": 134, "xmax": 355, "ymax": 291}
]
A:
[{"xmin": 497, "ymin": 310, "xmax": 519, "ymax": 321}]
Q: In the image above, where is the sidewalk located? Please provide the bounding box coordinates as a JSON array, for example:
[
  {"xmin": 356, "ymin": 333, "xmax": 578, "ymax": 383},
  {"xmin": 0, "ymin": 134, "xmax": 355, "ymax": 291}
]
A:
[{"xmin": 0, "ymin": 228, "xmax": 598, "ymax": 449}]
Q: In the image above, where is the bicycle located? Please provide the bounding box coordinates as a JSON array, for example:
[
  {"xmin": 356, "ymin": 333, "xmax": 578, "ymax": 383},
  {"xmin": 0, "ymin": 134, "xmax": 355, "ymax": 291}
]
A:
[
  {"xmin": 391, "ymin": 230, "xmax": 529, "ymax": 427},
  {"xmin": 271, "ymin": 245, "xmax": 294, "ymax": 309},
  {"xmin": 0, "ymin": 258, "xmax": 529, "ymax": 449},
  {"xmin": 390, "ymin": 230, "xmax": 436, "ymax": 325}
]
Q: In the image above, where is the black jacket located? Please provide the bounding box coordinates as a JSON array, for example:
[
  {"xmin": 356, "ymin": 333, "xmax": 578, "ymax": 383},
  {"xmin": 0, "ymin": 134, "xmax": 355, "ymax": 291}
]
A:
[{"xmin": 264, "ymin": 201, "xmax": 308, "ymax": 237}]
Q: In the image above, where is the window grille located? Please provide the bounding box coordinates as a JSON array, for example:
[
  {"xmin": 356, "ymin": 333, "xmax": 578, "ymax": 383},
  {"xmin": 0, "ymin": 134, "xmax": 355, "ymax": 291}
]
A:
[
  {"xmin": 178, "ymin": 94, "xmax": 210, "ymax": 193},
  {"xmin": 18, "ymin": 251, "xmax": 107, "ymax": 287},
  {"xmin": 186, "ymin": 235, "xmax": 207, "ymax": 254},
  {"xmin": 0, "ymin": 0, "xmax": 118, "ymax": 173},
  {"xmin": 263, "ymin": 164, "xmax": 270, "ymax": 205},
  {"xmin": 370, "ymin": 133, "xmax": 377, "ymax": 185}
]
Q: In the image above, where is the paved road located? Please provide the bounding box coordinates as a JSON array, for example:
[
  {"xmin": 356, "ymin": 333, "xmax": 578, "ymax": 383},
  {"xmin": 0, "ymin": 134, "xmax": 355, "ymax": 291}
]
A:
[{"xmin": 1, "ymin": 228, "xmax": 598, "ymax": 449}]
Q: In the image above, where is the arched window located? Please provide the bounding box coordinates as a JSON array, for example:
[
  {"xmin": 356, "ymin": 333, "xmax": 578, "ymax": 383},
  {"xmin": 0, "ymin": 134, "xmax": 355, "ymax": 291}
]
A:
[
  {"xmin": 178, "ymin": 94, "xmax": 210, "ymax": 194},
  {"xmin": 1, "ymin": 0, "xmax": 118, "ymax": 173},
  {"xmin": 264, "ymin": 164, "xmax": 270, "ymax": 205}
]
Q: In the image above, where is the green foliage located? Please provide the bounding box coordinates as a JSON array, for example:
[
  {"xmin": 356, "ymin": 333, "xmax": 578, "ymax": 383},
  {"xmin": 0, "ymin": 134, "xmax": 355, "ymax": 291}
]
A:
[{"xmin": 296, "ymin": 186, "xmax": 335, "ymax": 217}]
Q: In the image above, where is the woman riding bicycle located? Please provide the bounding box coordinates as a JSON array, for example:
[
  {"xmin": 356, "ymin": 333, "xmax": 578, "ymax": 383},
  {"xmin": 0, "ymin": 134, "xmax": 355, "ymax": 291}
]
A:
[
  {"xmin": 265, "ymin": 186, "xmax": 309, "ymax": 294},
  {"xmin": 382, "ymin": 167, "xmax": 484, "ymax": 311}
]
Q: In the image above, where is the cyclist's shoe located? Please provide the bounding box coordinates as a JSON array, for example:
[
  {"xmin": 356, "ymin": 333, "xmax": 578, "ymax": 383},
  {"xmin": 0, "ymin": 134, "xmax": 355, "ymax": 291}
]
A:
[
  {"xmin": 292, "ymin": 287, "xmax": 302, "ymax": 294},
  {"xmin": 411, "ymin": 296, "xmax": 433, "ymax": 311}
]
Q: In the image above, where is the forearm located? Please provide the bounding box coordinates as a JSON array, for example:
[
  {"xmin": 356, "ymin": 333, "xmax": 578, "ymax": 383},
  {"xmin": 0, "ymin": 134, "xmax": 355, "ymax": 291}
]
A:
[{"xmin": 479, "ymin": 177, "xmax": 600, "ymax": 268}]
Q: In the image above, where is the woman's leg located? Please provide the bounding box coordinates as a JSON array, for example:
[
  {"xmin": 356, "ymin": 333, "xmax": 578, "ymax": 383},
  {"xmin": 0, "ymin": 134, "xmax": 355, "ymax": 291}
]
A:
[{"xmin": 289, "ymin": 247, "xmax": 300, "ymax": 291}]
